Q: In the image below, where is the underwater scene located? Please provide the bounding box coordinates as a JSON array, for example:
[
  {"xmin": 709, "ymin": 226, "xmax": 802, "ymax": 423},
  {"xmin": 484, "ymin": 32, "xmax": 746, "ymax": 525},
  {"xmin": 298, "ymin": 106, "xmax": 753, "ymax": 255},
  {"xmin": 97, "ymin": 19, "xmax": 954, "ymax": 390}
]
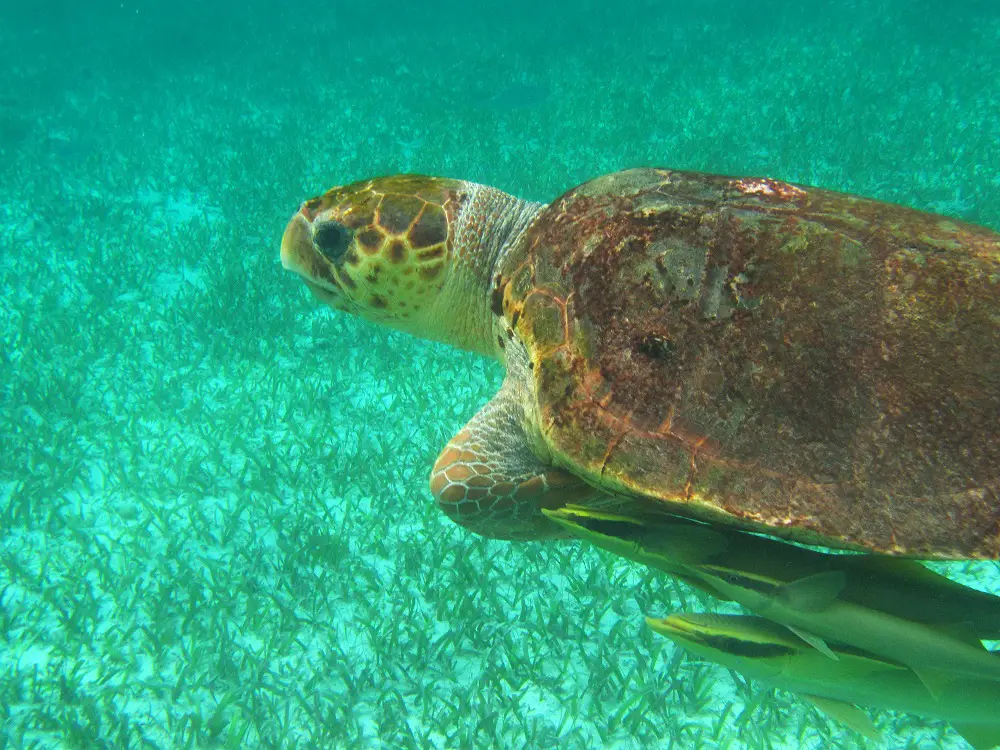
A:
[{"xmin": 3, "ymin": 0, "xmax": 1000, "ymax": 747}]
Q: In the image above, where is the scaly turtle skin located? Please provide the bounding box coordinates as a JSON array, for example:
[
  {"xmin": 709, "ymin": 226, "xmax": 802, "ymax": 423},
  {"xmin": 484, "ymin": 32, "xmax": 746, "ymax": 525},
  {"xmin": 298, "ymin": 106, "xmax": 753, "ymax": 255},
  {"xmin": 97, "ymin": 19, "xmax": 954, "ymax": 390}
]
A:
[{"xmin": 280, "ymin": 169, "xmax": 1000, "ymax": 559}]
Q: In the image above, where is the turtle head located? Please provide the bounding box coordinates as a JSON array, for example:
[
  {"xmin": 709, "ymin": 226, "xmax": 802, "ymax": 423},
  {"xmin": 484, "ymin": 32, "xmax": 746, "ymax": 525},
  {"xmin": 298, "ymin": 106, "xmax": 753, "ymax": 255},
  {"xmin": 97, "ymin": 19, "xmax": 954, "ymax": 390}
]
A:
[
  {"xmin": 280, "ymin": 175, "xmax": 468, "ymax": 337},
  {"xmin": 281, "ymin": 174, "xmax": 541, "ymax": 355}
]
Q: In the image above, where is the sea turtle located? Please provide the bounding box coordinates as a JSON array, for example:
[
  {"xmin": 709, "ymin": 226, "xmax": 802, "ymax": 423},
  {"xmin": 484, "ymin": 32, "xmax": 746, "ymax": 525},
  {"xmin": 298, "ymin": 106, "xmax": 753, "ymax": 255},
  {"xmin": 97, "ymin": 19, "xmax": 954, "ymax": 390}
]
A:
[{"xmin": 280, "ymin": 168, "xmax": 1000, "ymax": 559}]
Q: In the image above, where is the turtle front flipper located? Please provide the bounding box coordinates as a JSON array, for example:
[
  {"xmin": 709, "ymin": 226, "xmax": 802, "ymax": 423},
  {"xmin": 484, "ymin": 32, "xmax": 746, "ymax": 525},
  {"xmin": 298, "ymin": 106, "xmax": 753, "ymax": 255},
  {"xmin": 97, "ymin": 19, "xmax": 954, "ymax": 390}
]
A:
[{"xmin": 430, "ymin": 376, "xmax": 600, "ymax": 541}]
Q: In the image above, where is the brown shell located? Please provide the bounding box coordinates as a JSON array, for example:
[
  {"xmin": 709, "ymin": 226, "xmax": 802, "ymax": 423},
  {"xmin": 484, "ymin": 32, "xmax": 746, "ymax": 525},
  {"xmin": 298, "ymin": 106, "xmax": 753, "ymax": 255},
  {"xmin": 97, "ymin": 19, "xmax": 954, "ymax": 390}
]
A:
[{"xmin": 502, "ymin": 168, "xmax": 1000, "ymax": 559}]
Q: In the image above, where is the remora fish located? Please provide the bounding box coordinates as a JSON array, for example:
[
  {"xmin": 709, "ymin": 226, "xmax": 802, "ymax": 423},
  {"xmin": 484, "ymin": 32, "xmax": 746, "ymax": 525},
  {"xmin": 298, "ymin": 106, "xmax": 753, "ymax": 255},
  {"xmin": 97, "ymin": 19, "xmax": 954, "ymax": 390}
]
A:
[
  {"xmin": 647, "ymin": 612, "xmax": 1000, "ymax": 750},
  {"xmin": 544, "ymin": 506, "xmax": 1000, "ymax": 684}
]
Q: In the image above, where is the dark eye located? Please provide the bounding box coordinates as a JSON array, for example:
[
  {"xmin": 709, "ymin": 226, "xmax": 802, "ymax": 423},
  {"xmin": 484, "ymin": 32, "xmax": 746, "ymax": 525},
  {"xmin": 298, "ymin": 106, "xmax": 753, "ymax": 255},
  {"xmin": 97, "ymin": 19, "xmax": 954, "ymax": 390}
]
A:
[{"xmin": 314, "ymin": 221, "xmax": 351, "ymax": 263}]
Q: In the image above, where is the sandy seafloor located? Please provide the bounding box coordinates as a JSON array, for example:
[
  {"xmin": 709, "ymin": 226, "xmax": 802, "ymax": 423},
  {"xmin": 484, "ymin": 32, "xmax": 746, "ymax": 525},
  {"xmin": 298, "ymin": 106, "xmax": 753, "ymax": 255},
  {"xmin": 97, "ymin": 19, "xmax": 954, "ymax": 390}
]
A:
[{"xmin": 1, "ymin": 1, "xmax": 999, "ymax": 748}]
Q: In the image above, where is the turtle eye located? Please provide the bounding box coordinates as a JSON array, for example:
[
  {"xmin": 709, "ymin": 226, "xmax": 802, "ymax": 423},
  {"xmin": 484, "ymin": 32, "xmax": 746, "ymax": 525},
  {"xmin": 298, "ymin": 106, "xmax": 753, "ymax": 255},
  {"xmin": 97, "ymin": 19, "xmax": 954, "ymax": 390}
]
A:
[{"xmin": 314, "ymin": 221, "xmax": 352, "ymax": 264}]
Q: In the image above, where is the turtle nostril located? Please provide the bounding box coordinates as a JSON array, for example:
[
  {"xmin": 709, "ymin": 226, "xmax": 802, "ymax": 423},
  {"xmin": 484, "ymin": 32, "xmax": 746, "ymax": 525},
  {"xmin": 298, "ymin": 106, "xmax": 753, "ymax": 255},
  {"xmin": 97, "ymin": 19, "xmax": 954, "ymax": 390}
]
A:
[{"xmin": 314, "ymin": 221, "xmax": 351, "ymax": 263}]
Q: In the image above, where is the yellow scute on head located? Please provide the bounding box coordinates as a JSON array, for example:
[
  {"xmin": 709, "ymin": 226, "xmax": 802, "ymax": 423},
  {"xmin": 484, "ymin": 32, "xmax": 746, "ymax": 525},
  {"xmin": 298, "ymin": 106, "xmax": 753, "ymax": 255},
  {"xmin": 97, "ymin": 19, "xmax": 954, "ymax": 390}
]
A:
[{"xmin": 280, "ymin": 175, "xmax": 468, "ymax": 328}]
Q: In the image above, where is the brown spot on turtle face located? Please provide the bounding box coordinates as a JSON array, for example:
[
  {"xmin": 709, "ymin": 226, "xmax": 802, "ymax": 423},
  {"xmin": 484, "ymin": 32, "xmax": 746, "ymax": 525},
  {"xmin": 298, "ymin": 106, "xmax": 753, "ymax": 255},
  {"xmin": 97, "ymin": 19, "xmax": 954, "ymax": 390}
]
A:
[
  {"xmin": 387, "ymin": 239, "xmax": 408, "ymax": 264},
  {"xmin": 410, "ymin": 204, "xmax": 448, "ymax": 248},
  {"xmin": 339, "ymin": 272, "xmax": 357, "ymax": 291},
  {"xmin": 378, "ymin": 195, "xmax": 424, "ymax": 234},
  {"xmin": 418, "ymin": 245, "xmax": 446, "ymax": 261},
  {"xmin": 343, "ymin": 248, "xmax": 360, "ymax": 267},
  {"xmin": 357, "ymin": 228, "xmax": 383, "ymax": 255},
  {"xmin": 366, "ymin": 263, "xmax": 383, "ymax": 284},
  {"xmin": 418, "ymin": 264, "xmax": 443, "ymax": 281},
  {"xmin": 370, "ymin": 294, "xmax": 388, "ymax": 309}
]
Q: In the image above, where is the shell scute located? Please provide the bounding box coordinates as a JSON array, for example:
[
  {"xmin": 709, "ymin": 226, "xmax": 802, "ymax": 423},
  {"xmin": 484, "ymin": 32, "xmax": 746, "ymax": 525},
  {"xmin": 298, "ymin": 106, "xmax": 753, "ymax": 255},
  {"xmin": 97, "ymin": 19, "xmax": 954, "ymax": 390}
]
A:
[
  {"xmin": 519, "ymin": 293, "xmax": 567, "ymax": 352},
  {"xmin": 511, "ymin": 168, "xmax": 1000, "ymax": 557}
]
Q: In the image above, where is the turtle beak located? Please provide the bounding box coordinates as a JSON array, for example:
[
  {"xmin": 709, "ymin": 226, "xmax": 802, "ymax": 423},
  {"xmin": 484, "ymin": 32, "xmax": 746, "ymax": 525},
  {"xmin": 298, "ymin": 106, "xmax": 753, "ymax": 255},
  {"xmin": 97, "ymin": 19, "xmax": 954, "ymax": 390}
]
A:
[
  {"xmin": 280, "ymin": 206, "xmax": 350, "ymax": 311},
  {"xmin": 280, "ymin": 208, "xmax": 314, "ymax": 276}
]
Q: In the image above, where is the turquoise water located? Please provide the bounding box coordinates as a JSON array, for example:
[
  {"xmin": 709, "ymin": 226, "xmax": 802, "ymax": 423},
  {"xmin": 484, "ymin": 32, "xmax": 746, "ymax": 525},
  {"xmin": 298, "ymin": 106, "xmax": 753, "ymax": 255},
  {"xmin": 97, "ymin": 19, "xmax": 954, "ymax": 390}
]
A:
[{"xmin": 2, "ymin": 1, "xmax": 999, "ymax": 748}]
